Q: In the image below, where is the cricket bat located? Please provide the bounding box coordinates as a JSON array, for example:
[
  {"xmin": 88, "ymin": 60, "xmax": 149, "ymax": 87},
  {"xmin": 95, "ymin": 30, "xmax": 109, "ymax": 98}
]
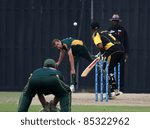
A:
[{"xmin": 81, "ymin": 57, "xmax": 100, "ymax": 77}]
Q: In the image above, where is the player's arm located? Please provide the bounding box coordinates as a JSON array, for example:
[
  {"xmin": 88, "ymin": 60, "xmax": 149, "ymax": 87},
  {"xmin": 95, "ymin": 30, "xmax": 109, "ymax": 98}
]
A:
[
  {"xmin": 28, "ymin": 73, "xmax": 32, "ymax": 80},
  {"xmin": 56, "ymin": 49, "xmax": 65, "ymax": 67},
  {"xmin": 93, "ymin": 32, "xmax": 104, "ymax": 53},
  {"xmin": 37, "ymin": 94, "xmax": 47, "ymax": 108},
  {"xmin": 38, "ymin": 94, "xmax": 59, "ymax": 110},
  {"xmin": 56, "ymin": 71, "xmax": 64, "ymax": 81},
  {"xmin": 97, "ymin": 44, "xmax": 104, "ymax": 53},
  {"xmin": 67, "ymin": 49, "xmax": 76, "ymax": 89},
  {"xmin": 67, "ymin": 49, "xmax": 76, "ymax": 85}
]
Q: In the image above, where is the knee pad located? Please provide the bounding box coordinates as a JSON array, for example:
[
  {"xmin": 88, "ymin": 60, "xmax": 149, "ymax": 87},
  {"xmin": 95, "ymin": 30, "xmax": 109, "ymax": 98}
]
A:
[
  {"xmin": 109, "ymin": 73, "xmax": 117, "ymax": 89},
  {"xmin": 109, "ymin": 73, "xmax": 115, "ymax": 83}
]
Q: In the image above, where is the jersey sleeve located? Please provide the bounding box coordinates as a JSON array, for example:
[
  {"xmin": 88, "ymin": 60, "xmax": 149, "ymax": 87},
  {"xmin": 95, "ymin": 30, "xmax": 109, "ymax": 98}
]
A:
[
  {"xmin": 92, "ymin": 32, "xmax": 102, "ymax": 46},
  {"xmin": 57, "ymin": 70, "xmax": 64, "ymax": 81},
  {"xmin": 61, "ymin": 38, "xmax": 71, "ymax": 51}
]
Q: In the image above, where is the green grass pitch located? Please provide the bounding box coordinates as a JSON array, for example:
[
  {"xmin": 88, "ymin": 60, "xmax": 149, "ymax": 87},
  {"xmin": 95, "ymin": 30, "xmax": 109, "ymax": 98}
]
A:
[{"xmin": 0, "ymin": 92, "xmax": 150, "ymax": 112}]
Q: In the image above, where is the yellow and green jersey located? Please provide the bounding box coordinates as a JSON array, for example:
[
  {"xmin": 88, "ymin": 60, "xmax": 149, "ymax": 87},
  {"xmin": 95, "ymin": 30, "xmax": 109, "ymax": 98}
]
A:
[
  {"xmin": 61, "ymin": 37, "xmax": 83, "ymax": 51},
  {"xmin": 92, "ymin": 30, "xmax": 117, "ymax": 50}
]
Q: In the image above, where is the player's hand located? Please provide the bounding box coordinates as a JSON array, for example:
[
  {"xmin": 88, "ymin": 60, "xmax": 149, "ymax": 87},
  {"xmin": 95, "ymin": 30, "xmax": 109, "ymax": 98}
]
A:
[
  {"xmin": 70, "ymin": 81, "xmax": 77, "ymax": 92},
  {"xmin": 28, "ymin": 73, "xmax": 32, "ymax": 80},
  {"xmin": 70, "ymin": 84, "xmax": 75, "ymax": 92},
  {"xmin": 94, "ymin": 52, "xmax": 101, "ymax": 58},
  {"xmin": 101, "ymin": 54, "xmax": 107, "ymax": 60},
  {"xmin": 124, "ymin": 53, "xmax": 128, "ymax": 63},
  {"xmin": 55, "ymin": 62, "xmax": 59, "ymax": 68}
]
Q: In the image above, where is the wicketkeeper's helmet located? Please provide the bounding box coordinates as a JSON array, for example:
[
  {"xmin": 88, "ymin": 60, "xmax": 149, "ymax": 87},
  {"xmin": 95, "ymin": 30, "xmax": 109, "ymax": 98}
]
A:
[{"xmin": 91, "ymin": 22, "xmax": 100, "ymax": 30}]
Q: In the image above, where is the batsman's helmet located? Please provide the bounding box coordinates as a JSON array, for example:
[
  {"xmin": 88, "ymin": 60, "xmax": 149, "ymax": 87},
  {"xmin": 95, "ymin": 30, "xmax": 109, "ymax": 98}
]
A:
[
  {"xmin": 91, "ymin": 22, "xmax": 100, "ymax": 30},
  {"xmin": 43, "ymin": 59, "xmax": 56, "ymax": 68},
  {"xmin": 109, "ymin": 14, "xmax": 122, "ymax": 22}
]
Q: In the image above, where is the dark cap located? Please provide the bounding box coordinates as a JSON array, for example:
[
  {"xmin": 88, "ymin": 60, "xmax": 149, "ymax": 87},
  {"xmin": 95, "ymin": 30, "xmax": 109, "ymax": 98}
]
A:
[
  {"xmin": 91, "ymin": 22, "xmax": 100, "ymax": 30},
  {"xmin": 109, "ymin": 14, "xmax": 122, "ymax": 22},
  {"xmin": 43, "ymin": 59, "xmax": 56, "ymax": 68}
]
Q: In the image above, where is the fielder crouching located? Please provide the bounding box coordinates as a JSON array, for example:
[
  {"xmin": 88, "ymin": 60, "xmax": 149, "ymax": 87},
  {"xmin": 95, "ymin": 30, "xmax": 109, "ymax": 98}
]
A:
[{"xmin": 17, "ymin": 59, "xmax": 71, "ymax": 112}]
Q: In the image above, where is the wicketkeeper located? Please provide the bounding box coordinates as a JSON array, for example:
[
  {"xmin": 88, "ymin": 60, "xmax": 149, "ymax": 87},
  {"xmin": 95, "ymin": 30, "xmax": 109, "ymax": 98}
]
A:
[
  {"xmin": 91, "ymin": 22, "xmax": 124, "ymax": 96},
  {"xmin": 17, "ymin": 58, "xmax": 71, "ymax": 112}
]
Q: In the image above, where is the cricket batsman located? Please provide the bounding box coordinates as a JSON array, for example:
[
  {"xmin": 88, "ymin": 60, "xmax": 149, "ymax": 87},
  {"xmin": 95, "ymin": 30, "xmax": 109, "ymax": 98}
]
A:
[
  {"xmin": 17, "ymin": 58, "xmax": 71, "ymax": 112},
  {"xmin": 91, "ymin": 22, "xmax": 124, "ymax": 96}
]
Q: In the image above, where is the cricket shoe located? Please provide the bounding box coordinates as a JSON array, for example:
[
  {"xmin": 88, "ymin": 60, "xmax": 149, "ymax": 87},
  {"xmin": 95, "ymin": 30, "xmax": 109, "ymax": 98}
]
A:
[
  {"xmin": 109, "ymin": 92, "xmax": 116, "ymax": 100},
  {"xmin": 102, "ymin": 94, "xmax": 115, "ymax": 100},
  {"xmin": 114, "ymin": 89, "xmax": 120, "ymax": 96},
  {"xmin": 119, "ymin": 91, "xmax": 124, "ymax": 95}
]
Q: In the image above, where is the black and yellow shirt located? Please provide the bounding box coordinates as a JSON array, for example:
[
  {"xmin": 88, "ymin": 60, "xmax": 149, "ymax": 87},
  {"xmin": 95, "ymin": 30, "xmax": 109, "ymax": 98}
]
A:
[
  {"xmin": 92, "ymin": 30, "xmax": 117, "ymax": 50},
  {"xmin": 61, "ymin": 37, "xmax": 83, "ymax": 51}
]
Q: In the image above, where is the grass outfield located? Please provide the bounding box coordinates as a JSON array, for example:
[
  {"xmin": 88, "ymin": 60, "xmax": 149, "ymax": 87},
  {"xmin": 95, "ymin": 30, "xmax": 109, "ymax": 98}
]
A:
[
  {"xmin": 0, "ymin": 92, "xmax": 150, "ymax": 112},
  {"xmin": 1, "ymin": 104, "xmax": 150, "ymax": 112}
]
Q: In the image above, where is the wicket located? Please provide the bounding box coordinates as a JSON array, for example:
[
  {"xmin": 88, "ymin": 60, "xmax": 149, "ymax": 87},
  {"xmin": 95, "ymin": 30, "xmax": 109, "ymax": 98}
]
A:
[
  {"xmin": 95, "ymin": 60, "xmax": 109, "ymax": 102},
  {"xmin": 95, "ymin": 60, "xmax": 120, "ymax": 102}
]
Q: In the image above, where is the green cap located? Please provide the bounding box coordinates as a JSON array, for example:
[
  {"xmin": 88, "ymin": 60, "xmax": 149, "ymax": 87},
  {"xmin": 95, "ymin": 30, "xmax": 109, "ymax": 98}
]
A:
[{"xmin": 43, "ymin": 59, "xmax": 56, "ymax": 68}]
